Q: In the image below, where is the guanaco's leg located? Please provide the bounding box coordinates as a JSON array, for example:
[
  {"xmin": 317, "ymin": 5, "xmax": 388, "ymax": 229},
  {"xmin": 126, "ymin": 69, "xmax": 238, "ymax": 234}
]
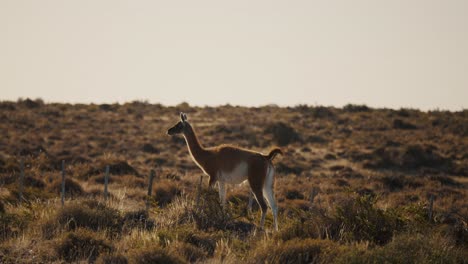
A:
[{"xmin": 263, "ymin": 164, "xmax": 278, "ymax": 231}]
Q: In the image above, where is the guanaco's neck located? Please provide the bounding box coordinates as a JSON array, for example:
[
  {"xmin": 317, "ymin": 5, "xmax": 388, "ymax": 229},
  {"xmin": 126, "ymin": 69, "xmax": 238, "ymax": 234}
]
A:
[{"xmin": 183, "ymin": 122, "xmax": 208, "ymax": 166}]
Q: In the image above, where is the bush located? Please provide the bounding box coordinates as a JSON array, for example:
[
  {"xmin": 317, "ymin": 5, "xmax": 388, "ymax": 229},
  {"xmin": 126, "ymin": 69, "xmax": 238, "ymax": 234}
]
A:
[
  {"xmin": 264, "ymin": 122, "xmax": 301, "ymax": 146},
  {"xmin": 122, "ymin": 210, "xmax": 155, "ymax": 231},
  {"xmin": 380, "ymin": 174, "xmax": 422, "ymax": 192},
  {"xmin": 310, "ymin": 106, "xmax": 336, "ymax": 119},
  {"xmin": 55, "ymin": 229, "xmax": 112, "ymax": 263},
  {"xmin": 334, "ymin": 195, "xmax": 404, "ymax": 245},
  {"xmin": 401, "ymin": 144, "xmax": 449, "ymax": 169},
  {"xmin": 393, "ymin": 119, "xmax": 418, "ymax": 130},
  {"xmin": 8, "ymin": 185, "xmax": 55, "ymax": 202},
  {"xmin": 18, "ymin": 98, "xmax": 43, "ymax": 108},
  {"xmin": 23, "ymin": 176, "xmax": 46, "ymax": 188},
  {"xmin": 285, "ymin": 189, "xmax": 305, "ymax": 200},
  {"xmin": 343, "ymin": 104, "xmax": 370, "ymax": 112},
  {"xmin": 153, "ymin": 180, "xmax": 182, "ymax": 207},
  {"xmin": 43, "ymin": 201, "xmax": 122, "ymax": 239},
  {"xmin": 48, "ymin": 177, "xmax": 85, "ymax": 197},
  {"xmin": 365, "ymin": 144, "xmax": 451, "ymax": 171},
  {"xmin": 142, "ymin": 143, "xmax": 160, "ymax": 154},
  {"xmin": 336, "ymin": 233, "xmax": 467, "ymax": 263},
  {"xmin": 97, "ymin": 254, "xmax": 128, "ymax": 264},
  {"xmin": 157, "ymin": 227, "xmax": 219, "ymax": 257},
  {"xmin": 193, "ymin": 189, "xmax": 231, "ymax": 230},
  {"xmin": 107, "ymin": 161, "xmax": 139, "ymax": 176},
  {"xmin": 129, "ymin": 246, "xmax": 185, "ymax": 264},
  {"xmin": 172, "ymin": 242, "xmax": 208, "ymax": 262},
  {"xmin": 0, "ymin": 202, "xmax": 37, "ymax": 242},
  {"xmin": 252, "ymin": 238, "xmax": 337, "ymax": 264},
  {"xmin": 91, "ymin": 159, "xmax": 140, "ymax": 177},
  {"xmin": 183, "ymin": 231, "xmax": 217, "ymax": 257},
  {"xmin": 274, "ymin": 218, "xmax": 328, "ymax": 242}
]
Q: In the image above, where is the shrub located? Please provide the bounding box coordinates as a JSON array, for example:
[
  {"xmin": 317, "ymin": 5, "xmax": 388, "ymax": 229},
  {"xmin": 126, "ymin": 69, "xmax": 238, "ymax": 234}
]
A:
[
  {"xmin": 264, "ymin": 122, "xmax": 301, "ymax": 146},
  {"xmin": 43, "ymin": 201, "xmax": 122, "ymax": 239},
  {"xmin": 155, "ymin": 196, "xmax": 195, "ymax": 228},
  {"xmin": 91, "ymin": 159, "xmax": 140, "ymax": 177},
  {"xmin": 153, "ymin": 180, "xmax": 182, "ymax": 207},
  {"xmin": 343, "ymin": 104, "xmax": 370, "ymax": 112},
  {"xmin": 142, "ymin": 143, "xmax": 160, "ymax": 154},
  {"xmin": 55, "ymin": 229, "xmax": 112, "ymax": 263},
  {"xmin": 366, "ymin": 144, "xmax": 451, "ymax": 171},
  {"xmin": 122, "ymin": 210, "xmax": 155, "ymax": 231},
  {"xmin": 285, "ymin": 189, "xmax": 305, "ymax": 200},
  {"xmin": 97, "ymin": 254, "xmax": 128, "ymax": 264},
  {"xmin": 129, "ymin": 246, "xmax": 185, "ymax": 264},
  {"xmin": 336, "ymin": 233, "xmax": 467, "ymax": 264},
  {"xmin": 334, "ymin": 195, "xmax": 404, "ymax": 245},
  {"xmin": 172, "ymin": 242, "xmax": 207, "ymax": 262},
  {"xmin": 107, "ymin": 161, "xmax": 139, "ymax": 176},
  {"xmin": 310, "ymin": 106, "xmax": 336, "ymax": 119},
  {"xmin": 23, "ymin": 176, "xmax": 46, "ymax": 188},
  {"xmin": 393, "ymin": 119, "xmax": 418, "ymax": 129},
  {"xmin": 157, "ymin": 227, "xmax": 219, "ymax": 257},
  {"xmin": 8, "ymin": 185, "xmax": 55, "ymax": 202},
  {"xmin": 276, "ymin": 162, "xmax": 304, "ymax": 175},
  {"xmin": 183, "ymin": 231, "xmax": 217, "ymax": 257},
  {"xmin": 193, "ymin": 189, "xmax": 231, "ymax": 230},
  {"xmin": 0, "ymin": 212, "xmax": 16, "ymax": 241},
  {"xmin": 380, "ymin": 174, "xmax": 422, "ymax": 192},
  {"xmin": 18, "ymin": 98, "xmax": 43, "ymax": 108},
  {"xmin": 401, "ymin": 144, "xmax": 449, "ymax": 169},
  {"xmin": 48, "ymin": 177, "xmax": 85, "ymax": 197},
  {"xmin": 99, "ymin": 104, "xmax": 116, "ymax": 111},
  {"xmin": 251, "ymin": 238, "xmax": 337, "ymax": 264},
  {"xmin": 274, "ymin": 218, "xmax": 327, "ymax": 242}
]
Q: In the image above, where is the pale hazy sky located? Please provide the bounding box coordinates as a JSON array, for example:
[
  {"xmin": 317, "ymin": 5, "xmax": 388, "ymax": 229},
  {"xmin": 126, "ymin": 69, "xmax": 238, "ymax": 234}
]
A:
[{"xmin": 1, "ymin": 1, "xmax": 467, "ymax": 110}]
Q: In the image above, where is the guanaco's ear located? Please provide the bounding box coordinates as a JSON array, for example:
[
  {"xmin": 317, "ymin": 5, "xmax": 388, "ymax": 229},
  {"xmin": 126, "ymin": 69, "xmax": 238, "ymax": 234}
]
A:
[{"xmin": 180, "ymin": 112, "xmax": 187, "ymax": 122}]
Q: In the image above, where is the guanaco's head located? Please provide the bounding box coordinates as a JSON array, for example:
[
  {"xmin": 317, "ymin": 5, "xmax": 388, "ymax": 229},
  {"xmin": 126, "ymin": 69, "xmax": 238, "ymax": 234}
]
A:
[{"xmin": 167, "ymin": 112, "xmax": 188, "ymax": 136}]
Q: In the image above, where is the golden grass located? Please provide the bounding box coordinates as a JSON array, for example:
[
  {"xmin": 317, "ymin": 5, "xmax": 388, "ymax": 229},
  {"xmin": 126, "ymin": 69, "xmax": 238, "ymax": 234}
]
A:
[{"xmin": 0, "ymin": 101, "xmax": 466, "ymax": 263}]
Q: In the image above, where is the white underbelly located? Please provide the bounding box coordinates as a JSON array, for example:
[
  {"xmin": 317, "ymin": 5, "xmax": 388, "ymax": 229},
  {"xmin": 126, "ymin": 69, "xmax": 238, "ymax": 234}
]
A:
[{"xmin": 218, "ymin": 162, "xmax": 248, "ymax": 184}]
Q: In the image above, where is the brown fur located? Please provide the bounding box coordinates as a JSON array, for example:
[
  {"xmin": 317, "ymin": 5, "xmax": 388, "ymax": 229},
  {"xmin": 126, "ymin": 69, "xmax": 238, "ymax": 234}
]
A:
[
  {"xmin": 180, "ymin": 123, "xmax": 281, "ymax": 187},
  {"xmin": 167, "ymin": 113, "xmax": 282, "ymax": 230}
]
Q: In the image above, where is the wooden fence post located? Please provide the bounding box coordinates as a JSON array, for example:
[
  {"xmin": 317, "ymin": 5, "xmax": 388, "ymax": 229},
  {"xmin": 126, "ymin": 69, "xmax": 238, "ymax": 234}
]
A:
[
  {"xmin": 428, "ymin": 194, "xmax": 434, "ymax": 222},
  {"xmin": 61, "ymin": 160, "xmax": 65, "ymax": 207},
  {"xmin": 104, "ymin": 165, "xmax": 110, "ymax": 201},
  {"xmin": 19, "ymin": 159, "xmax": 24, "ymax": 203},
  {"xmin": 146, "ymin": 169, "xmax": 155, "ymax": 210}
]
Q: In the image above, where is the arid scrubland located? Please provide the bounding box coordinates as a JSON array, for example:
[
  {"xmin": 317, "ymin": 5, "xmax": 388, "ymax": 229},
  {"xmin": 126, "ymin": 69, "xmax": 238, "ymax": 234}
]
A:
[{"xmin": 0, "ymin": 99, "xmax": 467, "ymax": 263}]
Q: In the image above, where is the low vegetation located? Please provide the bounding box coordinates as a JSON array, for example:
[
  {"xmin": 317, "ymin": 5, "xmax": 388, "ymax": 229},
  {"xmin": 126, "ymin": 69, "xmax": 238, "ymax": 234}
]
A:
[{"xmin": 0, "ymin": 100, "xmax": 466, "ymax": 263}]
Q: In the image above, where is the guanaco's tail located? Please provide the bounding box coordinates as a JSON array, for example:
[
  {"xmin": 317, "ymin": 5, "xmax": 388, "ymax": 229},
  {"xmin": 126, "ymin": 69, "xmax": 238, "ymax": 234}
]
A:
[{"xmin": 266, "ymin": 148, "xmax": 283, "ymax": 161}]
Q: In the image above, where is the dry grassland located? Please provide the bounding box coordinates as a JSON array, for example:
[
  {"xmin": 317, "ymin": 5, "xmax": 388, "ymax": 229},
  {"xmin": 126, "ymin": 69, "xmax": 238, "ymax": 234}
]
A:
[{"xmin": 0, "ymin": 99, "xmax": 467, "ymax": 263}]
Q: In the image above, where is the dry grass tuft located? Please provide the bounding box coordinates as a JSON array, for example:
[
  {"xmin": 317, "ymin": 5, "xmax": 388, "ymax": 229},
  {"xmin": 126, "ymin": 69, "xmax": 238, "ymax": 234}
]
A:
[
  {"xmin": 48, "ymin": 177, "xmax": 85, "ymax": 197},
  {"xmin": 172, "ymin": 242, "xmax": 208, "ymax": 262},
  {"xmin": 251, "ymin": 238, "xmax": 337, "ymax": 264},
  {"xmin": 128, "ymin": 245, "xmax": 186, "ymax": 264},
  {"xmin": 264, "ymin": 122, "xmax": 301, "ymax": 146},
  {"xmin": 42, "ymin": 200, "xmax": 122, "ymax": 239},
  {"xmin": 96, "ymin": 253, "xmax": 129, "ymax": 264},
  {"xmin": 55, "ymin": 229, "xmax": 112, "ymax": 263},
  {"xmin": 334, "ymin": 195, "xmax": 405, "ymax": 245},
  {"xmin": 153, "ymin": 179, "xmax": 182, "ymax": 207}
]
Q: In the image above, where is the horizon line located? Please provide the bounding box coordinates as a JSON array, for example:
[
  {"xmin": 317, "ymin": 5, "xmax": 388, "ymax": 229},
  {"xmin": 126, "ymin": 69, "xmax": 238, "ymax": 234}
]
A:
[{"xmin": 3, "ymin": 97, "xmax": 466, "ymax": 113}]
